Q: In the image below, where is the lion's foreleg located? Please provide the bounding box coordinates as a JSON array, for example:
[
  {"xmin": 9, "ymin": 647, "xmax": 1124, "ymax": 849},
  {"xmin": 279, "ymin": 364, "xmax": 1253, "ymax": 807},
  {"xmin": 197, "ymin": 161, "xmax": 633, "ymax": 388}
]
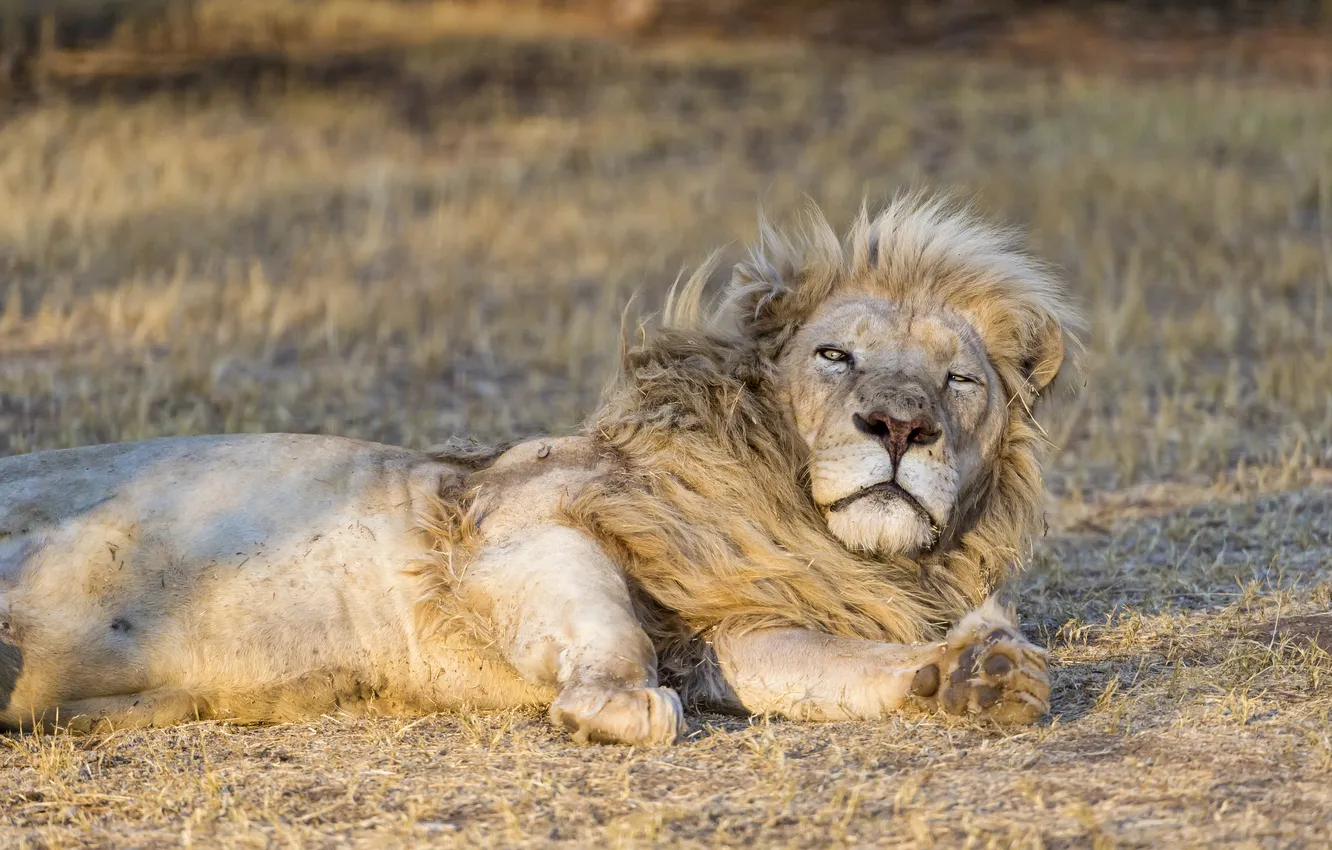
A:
[
  {"xmin": 713, "ymin": 601, "xmax": 1050, "ymax": 724},
  {"xmin": 459, "ymin": 525, "xmax": 684, "ymax": 745},
  {"xmin": 712, "ymin": 627, "xmax": 944, "ymax": 721}
]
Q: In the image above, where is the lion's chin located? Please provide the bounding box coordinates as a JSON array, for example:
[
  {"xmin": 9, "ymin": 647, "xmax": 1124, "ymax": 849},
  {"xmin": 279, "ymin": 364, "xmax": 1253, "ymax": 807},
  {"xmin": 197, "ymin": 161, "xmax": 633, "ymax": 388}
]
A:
[{"xmin": 824, "ymin": 497, "xmax": 939, "ymax": 557}]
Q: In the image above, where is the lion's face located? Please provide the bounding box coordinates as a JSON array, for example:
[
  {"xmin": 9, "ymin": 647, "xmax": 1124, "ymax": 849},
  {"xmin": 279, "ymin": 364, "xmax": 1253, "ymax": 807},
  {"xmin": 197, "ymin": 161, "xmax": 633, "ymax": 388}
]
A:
[{"xmin": 778, "ymin": 295, "xmax": 1007, "ymax": 557}]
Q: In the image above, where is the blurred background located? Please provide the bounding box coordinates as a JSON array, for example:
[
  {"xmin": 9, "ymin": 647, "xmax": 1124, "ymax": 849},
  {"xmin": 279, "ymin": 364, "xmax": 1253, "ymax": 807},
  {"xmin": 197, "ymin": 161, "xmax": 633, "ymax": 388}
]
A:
[
  {"xmin": 1, "ymin": 4, "xmax": 1331, "ymax": 845},
  {"xmin": 0, "ymin": 0, "xmax": 1328, "ymax": 499}
]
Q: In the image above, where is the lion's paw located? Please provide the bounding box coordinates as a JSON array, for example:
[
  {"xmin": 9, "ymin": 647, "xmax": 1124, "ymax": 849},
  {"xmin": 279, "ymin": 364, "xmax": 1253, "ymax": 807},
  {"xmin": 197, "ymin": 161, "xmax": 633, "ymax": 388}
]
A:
[
  {"xmin": 549, "ymin": 683, "xmax": 684, "ymax": 746},
  {"xmin": 917, "ymin": 600, "xmax": 1051, "ymax": 725}
]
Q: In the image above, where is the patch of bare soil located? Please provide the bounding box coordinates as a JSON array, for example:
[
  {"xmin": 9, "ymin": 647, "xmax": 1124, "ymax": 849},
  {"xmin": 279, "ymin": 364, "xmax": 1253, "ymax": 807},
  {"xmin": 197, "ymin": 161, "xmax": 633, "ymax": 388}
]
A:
[{"xmin": 1248, "ymin": 613, "xmax": 1332, "ymax": 654}]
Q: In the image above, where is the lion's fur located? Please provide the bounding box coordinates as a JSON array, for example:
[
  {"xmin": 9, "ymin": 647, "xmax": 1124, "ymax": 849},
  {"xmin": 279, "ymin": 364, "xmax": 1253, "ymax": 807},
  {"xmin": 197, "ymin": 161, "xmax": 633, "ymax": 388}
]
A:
[{"xmin": 426, "ymin": 193, "xmax": 1083, "ymax": 695}]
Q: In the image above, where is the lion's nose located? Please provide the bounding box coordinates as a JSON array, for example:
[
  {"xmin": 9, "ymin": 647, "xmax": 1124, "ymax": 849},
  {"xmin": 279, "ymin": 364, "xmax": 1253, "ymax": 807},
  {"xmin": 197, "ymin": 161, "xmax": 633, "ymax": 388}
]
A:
[{"xmin": 853, "ymin": 411, "xmax": 941, "ymax": 467}]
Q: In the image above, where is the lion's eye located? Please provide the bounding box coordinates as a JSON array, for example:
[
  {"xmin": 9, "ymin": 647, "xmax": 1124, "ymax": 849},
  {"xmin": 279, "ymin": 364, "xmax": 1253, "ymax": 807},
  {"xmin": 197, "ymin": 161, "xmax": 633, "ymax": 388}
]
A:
[
  {"xmin": 947, "ymin": 373, "xmax": 976, "ymax": 386},
  {"xmin": 816, "ymin": 347, "xmax": 852, "ymax": 365}
]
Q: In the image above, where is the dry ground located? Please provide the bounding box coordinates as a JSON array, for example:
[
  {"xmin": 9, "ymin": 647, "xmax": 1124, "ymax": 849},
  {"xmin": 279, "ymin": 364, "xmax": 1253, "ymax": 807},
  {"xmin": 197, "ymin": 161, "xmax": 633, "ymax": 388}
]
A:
[{"xmin": 1, "ymin": 2, "xmax": 1331, "ymax": 847}]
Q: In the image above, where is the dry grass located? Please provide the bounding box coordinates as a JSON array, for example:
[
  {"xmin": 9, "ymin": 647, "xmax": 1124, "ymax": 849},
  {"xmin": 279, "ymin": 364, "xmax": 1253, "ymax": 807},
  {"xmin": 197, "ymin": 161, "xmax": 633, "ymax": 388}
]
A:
[{"xmin": 1, "ymin": 1, "xmax": 1331, "ymax": 846}]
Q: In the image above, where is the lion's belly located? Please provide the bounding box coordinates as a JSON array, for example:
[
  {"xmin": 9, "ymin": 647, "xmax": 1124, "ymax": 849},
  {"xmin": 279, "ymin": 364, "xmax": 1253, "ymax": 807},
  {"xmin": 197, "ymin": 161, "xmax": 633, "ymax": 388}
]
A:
[{"xmin": 0, "ymin": 434, "xmax": 544, "ymax": 726}]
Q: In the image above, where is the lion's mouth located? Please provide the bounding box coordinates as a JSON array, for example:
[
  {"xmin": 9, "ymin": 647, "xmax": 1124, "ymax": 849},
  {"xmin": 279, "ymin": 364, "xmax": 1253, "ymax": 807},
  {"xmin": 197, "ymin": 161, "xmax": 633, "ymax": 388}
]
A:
[{"xmin": 824, "ymin": 480, "xmax": 936, "ymax": 528}]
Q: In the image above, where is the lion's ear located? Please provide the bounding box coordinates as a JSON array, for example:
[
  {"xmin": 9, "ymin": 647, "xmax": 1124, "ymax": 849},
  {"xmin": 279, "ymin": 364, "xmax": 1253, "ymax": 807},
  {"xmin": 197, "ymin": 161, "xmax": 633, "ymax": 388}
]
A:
[
  {"xmin": 1021, "ymin": 314, "xmax": 1067, "ymax": 394},
  {"xmin": 727, "ymin": 258, "xmax": 791, "ymax": 333},
  {"xmin": 726, "ymin": 210, "xmax": 839, "ymax": 338}
]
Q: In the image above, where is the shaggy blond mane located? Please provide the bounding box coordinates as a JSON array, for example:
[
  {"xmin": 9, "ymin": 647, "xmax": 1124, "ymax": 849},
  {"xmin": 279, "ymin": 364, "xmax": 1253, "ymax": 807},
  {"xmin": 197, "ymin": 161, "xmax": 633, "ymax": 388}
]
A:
[{"xmin": 427, "ymin": 193, "xmax": 1083, "ymax": 697}]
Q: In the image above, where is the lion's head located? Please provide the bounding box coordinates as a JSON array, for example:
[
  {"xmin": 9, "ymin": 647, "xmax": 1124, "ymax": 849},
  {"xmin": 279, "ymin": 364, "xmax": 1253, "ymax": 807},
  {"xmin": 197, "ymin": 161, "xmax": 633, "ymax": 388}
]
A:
[
  {"xmin": 568, "ymin": 192, "xmax": 1083, "ymax": 653},
  {"xmin": 740, "ymin": 197, "xmax": 1079, "ymax": 560}
]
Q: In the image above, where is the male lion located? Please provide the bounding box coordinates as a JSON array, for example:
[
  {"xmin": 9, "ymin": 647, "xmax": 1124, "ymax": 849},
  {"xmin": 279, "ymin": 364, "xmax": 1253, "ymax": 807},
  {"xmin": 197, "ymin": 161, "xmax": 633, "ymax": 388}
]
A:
[{"xmin": 0, "ymin": 194, "xmax": 1081, "ymax": 745}]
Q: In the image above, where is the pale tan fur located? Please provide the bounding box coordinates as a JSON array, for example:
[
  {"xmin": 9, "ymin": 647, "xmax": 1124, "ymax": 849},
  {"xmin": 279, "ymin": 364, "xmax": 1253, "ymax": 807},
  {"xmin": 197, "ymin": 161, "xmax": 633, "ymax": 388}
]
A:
[{"xmin": 0, "ymin": 192, "xmax": 1078, "ymax": 743}]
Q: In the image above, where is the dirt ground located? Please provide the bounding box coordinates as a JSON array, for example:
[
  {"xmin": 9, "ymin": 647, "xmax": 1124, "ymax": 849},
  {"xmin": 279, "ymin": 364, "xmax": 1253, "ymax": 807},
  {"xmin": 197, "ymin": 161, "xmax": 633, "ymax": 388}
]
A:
[{"xmin": 0, "ymin": 1, "xmax": 1330, "ymax": 847}]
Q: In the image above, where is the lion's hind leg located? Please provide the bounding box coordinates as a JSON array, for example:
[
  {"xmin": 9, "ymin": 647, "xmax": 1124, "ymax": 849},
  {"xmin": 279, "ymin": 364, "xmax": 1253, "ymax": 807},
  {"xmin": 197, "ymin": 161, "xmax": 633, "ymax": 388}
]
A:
[
  {"xmin": 12, "ymin": 689, "xmax": 209, "ymax": 734},
  {"xmin": 931, "ymin": 598, "xmax": 1050, "ymax": 725},
  {"xmin": 460, "ymin": 525, "xmax": 684, "ymax": 746}
]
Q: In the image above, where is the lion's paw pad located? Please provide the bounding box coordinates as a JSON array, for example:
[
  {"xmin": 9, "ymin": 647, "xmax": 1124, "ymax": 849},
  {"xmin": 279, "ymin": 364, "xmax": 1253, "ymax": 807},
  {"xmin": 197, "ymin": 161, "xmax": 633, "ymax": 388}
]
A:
[
  {"xmin": 549, "ymin": 684, "xmax": 684, "ymax": 746},
  {"xmin": 932, "ymin": 625, "xmax": 1050, "ymax": 724}
]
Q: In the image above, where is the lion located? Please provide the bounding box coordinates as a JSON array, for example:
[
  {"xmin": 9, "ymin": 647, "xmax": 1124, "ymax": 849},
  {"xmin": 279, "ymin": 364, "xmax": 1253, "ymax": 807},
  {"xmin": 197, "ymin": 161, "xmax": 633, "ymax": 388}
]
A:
[{"xmin": 0, "ymin": 193, "xmax": 1082, "ymax": 745}]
